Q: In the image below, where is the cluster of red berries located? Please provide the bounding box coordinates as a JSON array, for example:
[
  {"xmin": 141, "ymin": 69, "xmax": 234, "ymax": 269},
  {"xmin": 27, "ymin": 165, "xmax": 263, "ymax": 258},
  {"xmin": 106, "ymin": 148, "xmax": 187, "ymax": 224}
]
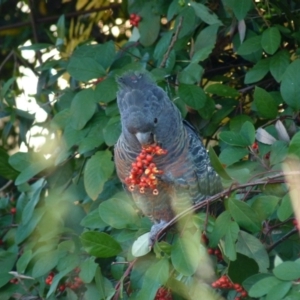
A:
[
  {"xmin": 154, "ymin": 287, "xmax": 172, "ymax": 300},
  {"xmin": 211, "ymin": 275, "xmax": 248, "ymax": 300},
  {"xmin": 129, "ymin": 13, "xmax": 142, "ymax": 27},
  {"xmin": 64, "ymin": 276, "xmax": 83, "ymax": 290},
  {"xmin": 45, "ymin": 271, "xmax": 55, "ymax": 285},
  {"xmin": 208, "ymin": 247, "xmax": 223, "ymax": 261},
  {"xmin": 125, "ymin": 145, "xmax": 167, "ymax": 195}
]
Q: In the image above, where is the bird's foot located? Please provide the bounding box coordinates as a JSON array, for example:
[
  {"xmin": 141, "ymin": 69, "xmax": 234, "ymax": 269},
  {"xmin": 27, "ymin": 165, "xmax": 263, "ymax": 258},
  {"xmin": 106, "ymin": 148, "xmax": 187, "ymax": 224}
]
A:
[{"xmin": 149, "ymin": 220, "xmax": 169, "ymax": 245}]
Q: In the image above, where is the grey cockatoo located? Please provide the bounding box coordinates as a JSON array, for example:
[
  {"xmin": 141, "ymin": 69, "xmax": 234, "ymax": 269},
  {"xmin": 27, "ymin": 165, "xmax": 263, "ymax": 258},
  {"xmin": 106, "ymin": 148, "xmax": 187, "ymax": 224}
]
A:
[{"xmin": 114, "ymin": 72, "xmax": 223, "ymax": 238}]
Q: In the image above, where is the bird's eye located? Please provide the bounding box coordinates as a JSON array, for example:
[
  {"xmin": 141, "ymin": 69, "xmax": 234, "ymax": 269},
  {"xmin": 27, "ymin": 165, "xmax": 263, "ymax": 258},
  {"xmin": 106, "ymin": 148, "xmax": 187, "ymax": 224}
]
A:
[{"xmin": 154, "ymin": 118, "xmax": 158, "ymax": 124}]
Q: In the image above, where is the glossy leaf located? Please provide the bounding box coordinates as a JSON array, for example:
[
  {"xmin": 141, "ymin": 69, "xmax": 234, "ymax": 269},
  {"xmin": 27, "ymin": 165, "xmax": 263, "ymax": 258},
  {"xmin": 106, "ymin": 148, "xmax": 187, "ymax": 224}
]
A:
[
  {"xmin": 236, "ymin": 231, "xmax": 269, "ymax": 272},
  {"xmin": 80, "ymin": 232, "xmax": 122, "ymax": 258},
  {"xmin": 171, "ymin": 235, "xmax": 199, "ymax": 276},
  {"xmin": 191, "ymin": 2, "xmax": 222, "ymax": 25},
  {"xmin": 273, "ymin": 261, "xmax": 300, "ymax": 280},
  {"xmin": 99, "ymin": 198, "xmax": 140, "ymax": 229},
  {"xmin": 178, "ymin": 84, "xmax": 206, "ymax": 109},
  {"xmin": 261, "ymin": 27, "xmax": 281, "ymax": 55},
  {"xmin": 253, "ymin": 87, "xmax": 278, "ymax": 119},
  {"xmin": 84, "ymin": 151, "xmax": 114, "ymax": 200},
  {"xmin": 280, "ymin": 59, "xmax": 300, "ymax": 111},
  {"xmin": 70, "ymin": 89, "xmax": 96, "ymax": 130},
  {"xmin": 229, "ymin": 198, "xmax": 261, "ymax": 233},
  {"xmin": 94, "ymin": 77, "xmax": 118, "ymax": 103}
]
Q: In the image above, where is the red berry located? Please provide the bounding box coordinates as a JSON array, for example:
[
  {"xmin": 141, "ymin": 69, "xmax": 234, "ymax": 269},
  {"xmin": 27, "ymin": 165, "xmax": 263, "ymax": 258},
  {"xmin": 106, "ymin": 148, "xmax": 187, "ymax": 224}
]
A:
[
  {"xmin": 207, "ymin": 248, "xmax": 214, "ymax": 255},
  {"xmin": 240, "ymin": 290, "xmax": 247, "ymax": 297},
  {"xmin": 130, "ymin": 13, "xmax": 136, "ymax": 20},
  {"xmin": 146, "ymin": 154, "xmax": 153, "ymax": 162},
  {"xmin": 10, "ymin": 207, "xmax": 16, "ymax": 214},
  {"xmin": 58, "ymin": 284, "xmax": 66, "ymax": 292},
  {"xmin": 135, "ymin": 15, "xmax": 141, "ymax": 22},
  {"xmin": 234, "ymin": 297, "xmax": 241, "ymax": 300}
]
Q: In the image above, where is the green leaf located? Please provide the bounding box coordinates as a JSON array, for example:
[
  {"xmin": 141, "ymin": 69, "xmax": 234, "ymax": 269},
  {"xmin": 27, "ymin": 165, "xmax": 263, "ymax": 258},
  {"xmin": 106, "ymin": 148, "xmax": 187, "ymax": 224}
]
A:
[
  {"xmin": 94, "ymin": 77, "xmax": 118, "ymax": 103},
  {"xmin": 261, "ymin": 27, "xmax": 281, "ymax": 55},
  {"xmin": 240, "ymin": 121, "xmax": 255, "ymax": 145},
  {"xmin": 16, "ymin": 250, "xmax": 32, "ymax": 274},
  {"xmin": 219, "ymin": 131, "xmax": 249, "ymax": 147},
  {"xmin": 171, "ymin": 235, "xmax": 199, "ymax": 276},
  {"xmin": 32, "ymin": 250, "xmax": 59, "ymax": 277},
  {"xmin": 70, "ymin": 89, "xmax": 96, "ymax": 130},
  {"xmin": 228, "ymin": 253, "xmax": 259, "ymax": 284},
  {"xmin": 67, "ymin": 56, "xmax": 106, "ymax": 81},
  {"xmin": 238, "ymin": 35, "xmax": 262, "ymax": 55},
  {"xmin": 178, "ymin": 63, "xmax": 204, "ymax": 84},
  {"xmin": 236, "ymin": 231, "xmax": 269, "ymax": 272},
  {"xmin": 178, "ymin": 6, "xmax": 196, "ymax": 39},
  {"xmin": 139, "ymin": 3, "xmax": 160, "ymax": 46},
  {"xmin": 224, "ymin": 221, "xmax": 239, "ymax": 261},
  {"xmin": 244, "ymin": 58, "xmax": 270, "ymax": 84},
  {"xmin": 84, "ymin": 151, "xmax": 114, "ymax": 200},
  {"xmin": 209, "ymin": 211, "xmax": 232, "ymax": 247},
  {"xmin": 277, "ymin": 193, "xmax": 293, "ymax": 221},
  {"xmin": 79, "ymin": 257, "xmax": 98, "ymax": 283},
  {"xmin": 15, "ymin": 160, "xmax": 52, "ymax": 185},
  {"xmin": 254, "ymin": 86, "xmax": 278, "ymax": 119},
  {"xmin": 266, "ymin": 281, "xmax": 292, "ymax": 300},
  {"xmin": 80, "ymin": 209, "xmax": 107, "ymax": 229},
  {"xmin": 229, "ymin": 198, "xmax": 261, "ymax": 233},
  {"xmin": 191, "ymin": 47, "xmax": 213, "ymax": 63},
  {"xmin": 191, "ymin": 2, "xmax": 222, "ymax": 25},
  {"xmin": 15, "ymin": 208, "xmax": 46, "ymax": 244},
  {"xmin": 288, "ymin": 131, "xmax": 300, "ymax": 158},
  {"xmin": 273, "ymin": 261, "xmax": 300, "ymax": 280},
  {"xmin": 80, "ymin": 231, "xmax": 122, "ymax": 258},
  {"xmin": 137, "ymin": 258, "xmax": 169, "ymax": 300},
  {"xmin": 22, "ymin": 179, "xmax": 45, "ymax": 224},
  {"xmin": 99, "ymin": 198, "xmax": 140, "ymax": 229},
  {"xmin": 249, "ymin": 276, "xmax": 281, "ymax": 297},
  {"xmin": 219, "ymin": 146, "xmax": 249, "ymax": 166},
  {"xmin": 0, "ymin": 252, "xmax": 18, "ymax": 288},
  {"xmin": 103, "ymin": 116, "xmax": 121, "ymax": 146},
  {"xmin": 56, "ymin": 15, "xmax": 65, "ymax": 46},
  {"xmin": 1, "ymin": 77, "xmax": 15, "ymax": 97},
  {"xmin": 205, "ymin": 83, "xmax": 239, "ymax": 98},
  {"xmin": 280, "ymin": 59, "xmax": 300, "ymax": 111},
  {"xmin": 194, "ymin": 24, "xmax": 219, "ymax": 53},
  {"xmin": 0, "ymin": 147, "xmax": 19, "ymax": 180},
  {"xmin": 270, "ymin": 50, "xmax": 290, "ymax": 82},
  {"xmin": 251, "ymin": 195, "xmax": 279, "ymax": 221},
  {"xmin": 178, "ymin": 84, "xmax": 206, "ymax": 109},
  {"xmin": 270, "ymin": 140, "xmax": 288, "ymax": 166},
  {"xmin": 223, "ymin": 0, "xmax": 253, "ymax": 20},
  {"xmin": 208, "ymin": 146, "xmax": 232, "ymax": 180},
  {"xmin": 153, "ymin": 31, "xmax": 173, "ymax": 60}
]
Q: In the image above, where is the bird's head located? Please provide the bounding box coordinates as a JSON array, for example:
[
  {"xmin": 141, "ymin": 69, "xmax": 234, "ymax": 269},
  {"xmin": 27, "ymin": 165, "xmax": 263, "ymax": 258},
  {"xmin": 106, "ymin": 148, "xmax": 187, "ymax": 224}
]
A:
[{"xmin": 116, "ymin": 72, "xmax": 181, "ymax": 148}]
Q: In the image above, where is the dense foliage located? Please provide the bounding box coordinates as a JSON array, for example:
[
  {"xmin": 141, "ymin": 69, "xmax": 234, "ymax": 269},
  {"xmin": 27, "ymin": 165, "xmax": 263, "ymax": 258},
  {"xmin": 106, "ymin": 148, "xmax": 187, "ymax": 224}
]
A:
[{"xmin": 1, "ymin": 0, "xmax": 300, "ymax": 299}]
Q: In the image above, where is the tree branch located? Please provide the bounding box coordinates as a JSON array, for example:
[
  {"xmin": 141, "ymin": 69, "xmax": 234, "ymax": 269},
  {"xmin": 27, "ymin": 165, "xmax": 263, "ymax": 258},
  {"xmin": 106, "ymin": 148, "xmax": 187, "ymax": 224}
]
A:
[
  {"xmin": 154, "ymin": 171, "xmax": 300, "ymax": 241},
  {"xmin": 159, "ymin": 17, "xmax": 183, "ymax": 68}
]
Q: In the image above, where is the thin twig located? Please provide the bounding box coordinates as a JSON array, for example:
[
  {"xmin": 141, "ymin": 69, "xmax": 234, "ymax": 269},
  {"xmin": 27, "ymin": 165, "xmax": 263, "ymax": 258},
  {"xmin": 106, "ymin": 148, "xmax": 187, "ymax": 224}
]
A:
[
  {"xmin": 154, "ymin": 171, "xmax": 300, "ymax": 241},
  {"xmin": 267, "ymin": 228, "xmax": 298, "ymax": 252},
  {"xmin": 159, "ymin": 17, "xmax": 183, "ymax": 68},
  {"xmin": 113, "ymin": 259, "xmax": 137, "ymax": 300},
  {"xmin": 0, "ymin": 180, "xmax": 13, "ymax": 192},
  {"xmin": 0, "ymin": 50, "xmax": 14, "ymax": 73}
]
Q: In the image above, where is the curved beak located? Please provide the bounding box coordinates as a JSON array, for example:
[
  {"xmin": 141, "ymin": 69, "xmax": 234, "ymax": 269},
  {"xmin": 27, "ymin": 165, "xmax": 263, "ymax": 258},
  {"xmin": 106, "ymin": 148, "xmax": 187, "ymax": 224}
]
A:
[{"xmin": 135, "ymin": 132, "xmax": 155, "ymax": 146}]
